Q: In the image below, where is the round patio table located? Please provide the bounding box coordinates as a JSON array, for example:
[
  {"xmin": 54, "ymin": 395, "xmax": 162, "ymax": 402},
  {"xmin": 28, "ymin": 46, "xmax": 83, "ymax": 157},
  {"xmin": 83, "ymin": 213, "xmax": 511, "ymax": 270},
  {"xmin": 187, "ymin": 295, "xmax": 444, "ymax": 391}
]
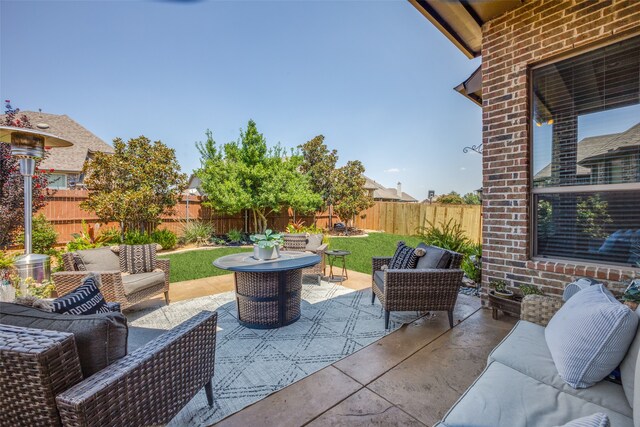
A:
[{"xmin": 213, "ymin": 251, "xmax": 321, "ymax": 329}]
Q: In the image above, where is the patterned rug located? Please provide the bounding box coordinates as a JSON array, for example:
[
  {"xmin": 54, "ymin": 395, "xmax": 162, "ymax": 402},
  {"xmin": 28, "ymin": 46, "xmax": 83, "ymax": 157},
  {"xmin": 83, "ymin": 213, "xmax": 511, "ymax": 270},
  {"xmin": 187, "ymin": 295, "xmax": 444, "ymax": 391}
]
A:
[{"xmin": 126, "ymin": 281, "xmax": 423, "ymax": 426}]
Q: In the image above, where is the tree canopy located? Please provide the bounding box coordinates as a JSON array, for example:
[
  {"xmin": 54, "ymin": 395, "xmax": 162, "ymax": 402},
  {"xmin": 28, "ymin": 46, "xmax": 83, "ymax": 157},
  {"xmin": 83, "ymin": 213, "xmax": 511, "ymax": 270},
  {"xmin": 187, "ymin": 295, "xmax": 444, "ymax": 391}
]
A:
[
  {"xmin": 81, "ymin": 135, "xmax": 187, "ymax": 235},
  {"xmin": 332, "ymin": 160, "xmax": 374, "ymax": 226},
  {"xmin": 196, "ymin": 120, "xmax": 322, "ymax": 233}
]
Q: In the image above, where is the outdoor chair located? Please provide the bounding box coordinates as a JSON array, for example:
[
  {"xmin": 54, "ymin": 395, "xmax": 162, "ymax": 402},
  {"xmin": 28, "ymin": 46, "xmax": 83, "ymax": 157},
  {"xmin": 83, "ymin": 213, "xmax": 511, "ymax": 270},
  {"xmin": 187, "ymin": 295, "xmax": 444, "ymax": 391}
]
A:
[
  {"xmin": 0, "ymin": 310, "xmax": 217, "ymax": 427},
  {"xmin": 54, "ymin": 246, "xmax": 170, "ymax": 311},
  {"xmin": 282, "ymin": 233, "xmax": 327, "ymax": 284},
  {"xmin": 371, "ymin": 245, "xmax": 464, "ymax": 329}
]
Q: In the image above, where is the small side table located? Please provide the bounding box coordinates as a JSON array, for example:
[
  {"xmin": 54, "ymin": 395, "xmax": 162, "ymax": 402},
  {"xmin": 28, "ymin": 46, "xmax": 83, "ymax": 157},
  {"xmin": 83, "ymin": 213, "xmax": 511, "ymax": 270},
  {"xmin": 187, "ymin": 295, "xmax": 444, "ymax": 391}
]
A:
[
  {"xmin": 488, "ymin": 291, "xmax": 522, "ymax": 320},
  {"xmin": 325, "ymin": 250, "xmax": 351, "ymax": 282}
]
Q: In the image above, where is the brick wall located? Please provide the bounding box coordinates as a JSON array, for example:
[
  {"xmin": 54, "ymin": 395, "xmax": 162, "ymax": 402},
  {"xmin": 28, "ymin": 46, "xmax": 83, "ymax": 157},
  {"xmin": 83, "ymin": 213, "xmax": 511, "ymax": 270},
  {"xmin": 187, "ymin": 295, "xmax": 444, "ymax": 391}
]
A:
[{"xmin": 481, "ymin": 0, "xmax": 640, "ymax": 299}]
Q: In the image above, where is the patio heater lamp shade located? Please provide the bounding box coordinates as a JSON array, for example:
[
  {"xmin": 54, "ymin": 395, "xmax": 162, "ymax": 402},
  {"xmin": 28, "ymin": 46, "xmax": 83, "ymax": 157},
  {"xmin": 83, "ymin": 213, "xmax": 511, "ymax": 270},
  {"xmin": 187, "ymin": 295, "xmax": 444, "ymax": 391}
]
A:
[{"xmin": 0, "ymin": 125, "xmax": 73, "ymax": 283}]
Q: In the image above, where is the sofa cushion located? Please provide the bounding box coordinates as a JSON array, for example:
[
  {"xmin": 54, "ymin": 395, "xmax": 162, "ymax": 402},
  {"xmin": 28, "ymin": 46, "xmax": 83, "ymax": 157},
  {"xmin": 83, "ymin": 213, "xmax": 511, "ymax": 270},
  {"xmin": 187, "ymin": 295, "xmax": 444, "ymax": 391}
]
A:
[
  {"xmin": 620, "ymin": 308, "xmax": 640, "ymax": 409},
  {"xmin": 373, "ymin": 271, "xmax": 385, "ymax": 291},
  {"xmin": 0, "ymin": 301, "xmax": 128, "ymax": 378},
  {"xmin": 440, "ymin": 361, "xmax": 633, "ymax": 427},
  {"xmin": 119, "ymin": 244, "xmax": 157, "ymax": 274},
  {"xmin": 52, "ymin": 274, "xmax": 111, "ymax": 315},
  {"xmin": 415, "ymin": 244, "xmax": 451, "ymax": 269},
  {"xmin": 122, "ymin": 271, "xmax": 165, "ymax": 296},
  {"xmin": 389, "ymin": 242, "xmax": 419, "ymax": 269},
  {"xmin": 305, "ymin": 233, "xmax": 324, "ymax": 251},
  {"xmin": 554, "ymin": 413, "xmax": 609, "ymax": 427},
  {"xmin": 489, "ymin": 320, "xmax": 632, "ymax": 417},
  {"xmin": 75, "ymin": 247, "xmax": 120, "ymax": 271},
  {"xmin": 545, "ymin": 284, "xmax": 638, "ymax": 388}
]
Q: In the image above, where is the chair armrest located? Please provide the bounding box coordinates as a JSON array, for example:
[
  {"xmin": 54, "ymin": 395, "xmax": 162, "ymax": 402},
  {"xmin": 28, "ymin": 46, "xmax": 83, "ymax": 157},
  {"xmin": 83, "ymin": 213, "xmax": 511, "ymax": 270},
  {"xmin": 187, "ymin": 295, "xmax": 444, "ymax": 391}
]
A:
[
  {"xmin": 156, "ymin": 258, "xmax": 171, "ymax": 290},
  {"xmin": 53, "ymin": 270, "xmax": 125, "ymax": 303},
  {"xmin": 372, "ymin": 257, "xmax": 393, "ymax": 273},
  {"xmin": 56, "ymin": 311, "xmax": 218, "ymax": 427},
  {"xmin": 521, "ymin": 294, "xmax": 563, "ymax": 327},
  {"xmin": 383, "ymin": 268, "xmax": 465, "ymax": 288},
  {"xmin": 315, "ymin": 243, "xmax": 328, "ymax": 254}
]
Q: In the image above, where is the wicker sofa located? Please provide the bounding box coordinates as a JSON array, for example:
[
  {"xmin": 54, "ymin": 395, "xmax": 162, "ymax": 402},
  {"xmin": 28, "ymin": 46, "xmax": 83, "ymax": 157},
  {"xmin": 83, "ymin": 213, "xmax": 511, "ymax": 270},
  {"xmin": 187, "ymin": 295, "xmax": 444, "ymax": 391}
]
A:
[
  {"xmin": 53, "ymin": 246, "xmax": 170, "ymax": 311},
  {"xmin": 435, "ymin": 295, "xmax": 638, "ymax": 426},
  {"xmin": 282, "ymin": 233, "xmax": 327, "ymax": 284},
  {"xmin": 371, "ymin": 245, "xmax": 464, "ymax": 329},
  {"xmin": 0, "ymin": 309, "xmax": 217, "ymax": 427}
]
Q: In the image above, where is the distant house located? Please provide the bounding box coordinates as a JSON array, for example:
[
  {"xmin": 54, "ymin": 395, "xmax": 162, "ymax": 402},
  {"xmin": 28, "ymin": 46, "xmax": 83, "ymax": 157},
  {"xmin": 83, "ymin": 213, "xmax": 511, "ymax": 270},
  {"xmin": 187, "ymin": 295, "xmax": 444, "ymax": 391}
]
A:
[
  {"xmin": 363, "ymin": 176, "xmax": 417, "ymax": 203},
  {"xmin": 0, "ymin": 111, "xmax": 114, "ymax": 189},
  {"xmin": 186, "ymin": 174, "xmax": 204, "ymax": 196}
]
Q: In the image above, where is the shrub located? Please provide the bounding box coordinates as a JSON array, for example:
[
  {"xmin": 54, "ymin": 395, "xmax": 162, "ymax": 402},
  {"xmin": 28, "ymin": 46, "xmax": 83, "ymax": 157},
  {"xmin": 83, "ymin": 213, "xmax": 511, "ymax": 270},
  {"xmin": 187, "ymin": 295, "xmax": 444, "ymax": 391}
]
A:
[
  {"xmin": 151, "ymin": 229, "xmax": 178, "ymax": 250},
  {"xmin": 17, "ymin": 214, "xmax": 58, "ymax": 254},
  {"xmin": 66, "ymin": 222, "xmax": 117, "ymax": 252},
  {"xmin": 226, "ymin": 229, "xmax": 244, "ymax": 243},
  {"xmin": 180, "ymin": 221, "xmax": 215, "ymax": 245},
  {"xmin": 123, "ymin": 229, "xmax": 153, "ymax": 245},
  {"xmin": 415, "ymin": 219, "xmax": 471, "ymax": 254},
  {"xmin": 97, "ymin": 227, "xmax": 122, "ymax": 244},
  {"xmin": 461, "ymin": 243, "xmax": 481, "ymax": 283}
]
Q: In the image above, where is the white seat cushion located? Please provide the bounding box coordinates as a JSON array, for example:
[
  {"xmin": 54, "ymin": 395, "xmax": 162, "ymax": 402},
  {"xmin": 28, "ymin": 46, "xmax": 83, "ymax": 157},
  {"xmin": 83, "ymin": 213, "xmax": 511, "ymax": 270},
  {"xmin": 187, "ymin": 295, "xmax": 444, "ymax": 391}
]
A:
[
  {"xmin": 441, "ymin": 362, "xmax": 633, "ymax": 427},
  {"xmin": 489, "ymin": 320, "xmax": 632, "ymax": 417},
  {"xmin": 620, "ymin": 308, "xmax": 640, "ymax": 408},
  {"xmin": 121, "ymin": 271, "xmax": 165, "ymax": 296}
]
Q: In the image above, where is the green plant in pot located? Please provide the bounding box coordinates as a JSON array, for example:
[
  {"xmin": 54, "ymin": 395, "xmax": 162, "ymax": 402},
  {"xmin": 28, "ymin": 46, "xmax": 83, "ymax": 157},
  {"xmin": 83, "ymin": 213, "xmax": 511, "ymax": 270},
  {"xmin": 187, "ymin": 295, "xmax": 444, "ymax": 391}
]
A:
[
  {"xmin": 250, "ymin": 229, "xmax": 283, "ymax": 260},
  {"xmin": 489, "ymin": 280, "xmax": 514, "ymax": 299},
  {"xmin": 622, "ymin": 279, "xmax": 640, "ymax": 311},
  {"xmin": 519, "ymin": 284, "xmax": 543, "ymax": 297}
]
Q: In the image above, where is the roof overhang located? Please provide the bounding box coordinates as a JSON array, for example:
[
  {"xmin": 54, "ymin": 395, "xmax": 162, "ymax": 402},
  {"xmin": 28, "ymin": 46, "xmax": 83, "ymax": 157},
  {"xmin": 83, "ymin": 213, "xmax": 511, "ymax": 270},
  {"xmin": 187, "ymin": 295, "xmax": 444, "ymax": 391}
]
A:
[
  {"xmin": 408, "ymin": 0, "xmax": 523, "ymax": 58},
  {"xmin": 454, "ymin": 65, "xmax": 482, "ymax": 105}
]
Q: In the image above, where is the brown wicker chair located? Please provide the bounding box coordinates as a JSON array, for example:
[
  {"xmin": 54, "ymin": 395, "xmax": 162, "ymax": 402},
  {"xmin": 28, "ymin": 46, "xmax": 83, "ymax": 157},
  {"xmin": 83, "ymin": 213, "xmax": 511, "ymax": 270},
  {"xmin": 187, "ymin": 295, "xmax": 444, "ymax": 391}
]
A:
[
  {"xmin": 371, "ymin": 247, "xmax": 464, "ymax": 329},
  {"xmin": 0, "ymin": 311, "xmax": 217, "ymax": 427},
  {"xmin": 282, "ymin": 233, "xmax": 327, "ymax": 285},
  {"xmin": 53, "ymin": 251, "xmax": 170, "ymax": 311}
]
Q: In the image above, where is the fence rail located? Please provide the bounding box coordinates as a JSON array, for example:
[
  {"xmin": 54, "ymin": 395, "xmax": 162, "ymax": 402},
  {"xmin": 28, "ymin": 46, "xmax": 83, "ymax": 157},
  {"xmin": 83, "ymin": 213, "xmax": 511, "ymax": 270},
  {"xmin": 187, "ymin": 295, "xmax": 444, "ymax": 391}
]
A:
[{"xmin": 39, "ymin": 191, "xmax": 481, "ymax": 244}]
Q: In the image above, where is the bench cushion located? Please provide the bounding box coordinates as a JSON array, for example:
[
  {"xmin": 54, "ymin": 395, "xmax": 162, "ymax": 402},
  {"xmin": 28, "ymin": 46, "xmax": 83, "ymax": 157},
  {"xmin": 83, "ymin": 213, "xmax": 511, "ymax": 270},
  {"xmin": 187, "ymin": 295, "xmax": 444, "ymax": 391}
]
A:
[
  {"xmin": 122, "ymin": 271, "xmax": 165, "ymax": 296},
  {"xmin": 441, "ymin": 361, "xmax": 633, "ymax": 427},
  {"xmin": 489, "ymin": 320, "xmax": 632, "ymax": 417}
]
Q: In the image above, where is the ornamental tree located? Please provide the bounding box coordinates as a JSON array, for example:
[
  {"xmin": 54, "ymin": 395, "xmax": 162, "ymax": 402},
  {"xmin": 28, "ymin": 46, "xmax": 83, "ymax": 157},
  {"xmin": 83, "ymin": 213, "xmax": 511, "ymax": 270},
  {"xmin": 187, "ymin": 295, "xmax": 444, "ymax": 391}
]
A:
[
  {"xmin": 332, "ymin": 160, "xmax": 374, "ymax": 227},
  {"xmin": 196, "ymin": 120, "xmax": 322, "ymax": 233},
  {"xmin": 81, "ymin": 136, "xmax": 188, "ymax": 236},
  {"xmin": 0, "ymin": 101, "xmax": 49, "ymax": 249}
]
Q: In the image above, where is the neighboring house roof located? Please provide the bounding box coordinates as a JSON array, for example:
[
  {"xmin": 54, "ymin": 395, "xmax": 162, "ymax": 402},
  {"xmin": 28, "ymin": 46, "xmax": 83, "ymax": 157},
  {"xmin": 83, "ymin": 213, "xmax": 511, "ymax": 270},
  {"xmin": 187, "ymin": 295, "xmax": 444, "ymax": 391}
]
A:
[
  {"xmin": 409, "ymin": 0, "xmax": 523, "ymax": 58},
  {"xmin": 187, "ymin": 174, "xmax": 204, "ymax": 196},
  {"xmin": 0, "ymin": 111, "xmax": 114, "ymax": 173},
  {"xmin": 363, "ymin": 176, "xmax": 417, "ymax": 202},
  {"xmin": 534, "ymin": 123, "xmax": 640, "ymax": 181}
]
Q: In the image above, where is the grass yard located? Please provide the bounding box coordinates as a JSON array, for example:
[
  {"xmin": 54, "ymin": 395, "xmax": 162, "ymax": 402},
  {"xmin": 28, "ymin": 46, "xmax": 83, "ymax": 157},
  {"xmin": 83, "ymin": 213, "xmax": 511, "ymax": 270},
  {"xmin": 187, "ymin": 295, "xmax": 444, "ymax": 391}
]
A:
[
  {"xmin": 158, "ymin": 233, "xmax": 419, "ymax": 282},
  {"xmin": 159, "ymin": 247, "xmax": 252, "ymax": 282},
  {"xmin": 328, "ymin": 232, "xmax": 422, "ymax": 275}
]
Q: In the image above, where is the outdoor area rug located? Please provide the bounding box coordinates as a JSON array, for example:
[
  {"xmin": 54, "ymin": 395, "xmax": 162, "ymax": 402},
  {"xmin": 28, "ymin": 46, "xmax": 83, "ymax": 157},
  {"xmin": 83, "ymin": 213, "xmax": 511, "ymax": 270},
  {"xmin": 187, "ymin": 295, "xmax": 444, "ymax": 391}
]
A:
[{"xmin": 126, "ymin": 281, "xmax": 423, "ymax": 426}]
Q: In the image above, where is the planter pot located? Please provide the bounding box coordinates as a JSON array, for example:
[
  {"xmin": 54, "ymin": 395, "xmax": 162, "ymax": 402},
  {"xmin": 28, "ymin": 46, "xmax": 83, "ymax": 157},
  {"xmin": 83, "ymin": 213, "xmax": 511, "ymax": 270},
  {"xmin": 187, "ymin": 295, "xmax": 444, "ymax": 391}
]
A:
[
  {"xmin": 493, "ymin": 289, "xmax": 514, "ymax": 299},
  {"xmin": 253, "ymin": 245, "xmax": 280, "ymax": 260}
]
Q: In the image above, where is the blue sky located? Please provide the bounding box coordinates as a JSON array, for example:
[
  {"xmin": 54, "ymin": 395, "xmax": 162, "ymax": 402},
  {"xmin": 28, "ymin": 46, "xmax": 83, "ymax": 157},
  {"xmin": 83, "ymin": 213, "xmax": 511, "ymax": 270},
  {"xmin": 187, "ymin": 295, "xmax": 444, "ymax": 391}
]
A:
[{"xmin": 0, "ymin": 0, "xmax": 482, "ymax": 200}]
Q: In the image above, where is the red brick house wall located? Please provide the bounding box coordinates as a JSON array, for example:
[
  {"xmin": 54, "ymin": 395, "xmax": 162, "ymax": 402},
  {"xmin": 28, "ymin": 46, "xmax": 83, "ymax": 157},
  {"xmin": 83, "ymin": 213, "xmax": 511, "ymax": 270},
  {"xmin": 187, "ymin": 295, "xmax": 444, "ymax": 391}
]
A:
[{"xmin": 481, "ymin": 0, "xmax": 640, "ymax": 299}]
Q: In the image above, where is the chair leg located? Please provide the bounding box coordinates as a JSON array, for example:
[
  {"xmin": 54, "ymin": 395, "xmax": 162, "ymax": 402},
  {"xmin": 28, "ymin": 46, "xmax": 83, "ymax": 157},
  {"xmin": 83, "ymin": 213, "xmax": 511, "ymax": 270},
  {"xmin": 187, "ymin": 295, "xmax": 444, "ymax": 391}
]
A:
[
  {"xmin": 164, "ymin": 291, "xmax": 170, "ymax": 305},
  {"xmin": 371, "ymin": 290, "xmax": 376, "ymax": 305},
  {"xmin": 205, "ymin": 379, "xmax": 214, "ymax": 407},
  {"xmin": 385, "ymin": 310, "xmax": 390, "ymax": 329},
  {"xmin": 447, "ymin": 310, "xmax": 454, "ymax": 328}
]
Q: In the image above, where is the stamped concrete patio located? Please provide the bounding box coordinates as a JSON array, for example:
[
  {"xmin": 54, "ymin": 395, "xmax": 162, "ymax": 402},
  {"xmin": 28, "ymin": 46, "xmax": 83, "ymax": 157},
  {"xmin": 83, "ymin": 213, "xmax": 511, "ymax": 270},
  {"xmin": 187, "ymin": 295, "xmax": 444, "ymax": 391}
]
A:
[{"xmin": 134, "ymin": 269, "xmax": 517, "ymax": 427}]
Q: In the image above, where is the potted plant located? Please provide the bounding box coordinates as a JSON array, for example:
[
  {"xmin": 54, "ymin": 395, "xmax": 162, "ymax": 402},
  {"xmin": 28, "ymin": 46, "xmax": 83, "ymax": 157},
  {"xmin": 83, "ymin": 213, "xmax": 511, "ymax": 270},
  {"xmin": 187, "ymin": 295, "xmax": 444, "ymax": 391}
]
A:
[
  {"xmin": 622, "ymin": 279, "xmax": 640, "ymax": 310},
  {"xmin": 489, "ymin": 280, "xmax": 514, "ymax": 299},
  {"xmin": 0, "ymin": 251, "xmax": 16, "ymax": 302},
  {"xmin": 250, "ymin": 229, "xmax": 283, "ymax": 260},
  {"xmin": 519, "ymin": 284, "xmax": 543, "ymax": 297}
]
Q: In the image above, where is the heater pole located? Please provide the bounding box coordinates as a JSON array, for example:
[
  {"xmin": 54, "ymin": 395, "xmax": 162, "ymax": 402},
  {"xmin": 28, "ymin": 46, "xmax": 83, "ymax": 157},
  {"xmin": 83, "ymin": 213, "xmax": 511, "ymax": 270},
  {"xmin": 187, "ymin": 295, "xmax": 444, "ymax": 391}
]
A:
[{"xmin": 18, "ymin": 157, "xmax": 36, "ymax": 255}]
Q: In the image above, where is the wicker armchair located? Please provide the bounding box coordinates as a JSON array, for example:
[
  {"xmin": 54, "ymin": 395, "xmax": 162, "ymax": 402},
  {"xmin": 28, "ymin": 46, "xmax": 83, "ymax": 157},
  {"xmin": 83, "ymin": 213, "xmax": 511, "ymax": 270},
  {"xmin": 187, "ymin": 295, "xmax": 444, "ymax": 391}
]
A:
[
  {"xmin": 520, "ymin": 294, "xmax": 564, "ymax": 326},
  {"xmin": 371, "ymin": 248, "xmax": 464, "ymax": 329},
  {"xmin": 54, "ymin": 252, "xmax": 170, "ymax": 311},
  {"xmin": 0, "ymin": 311, "xmax": 217, "ymax": 427},
  {"xmin": 282, "ymin": 233, "xmax": 327, "ymax": 285}
]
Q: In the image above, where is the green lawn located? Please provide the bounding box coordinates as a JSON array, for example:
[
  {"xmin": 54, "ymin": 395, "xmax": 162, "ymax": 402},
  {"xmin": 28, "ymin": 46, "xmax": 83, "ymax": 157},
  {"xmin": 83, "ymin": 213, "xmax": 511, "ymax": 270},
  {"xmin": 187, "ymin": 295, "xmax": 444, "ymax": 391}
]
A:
[
  {"xmin": 159, "ymin": 247, "xmax": 252, "ymax": 283},
  {"xmin": 328, "ymin": 233, "xmax": 422, "ymax": 275},
  {"xmin": 159, "ymin": 233, "xmax": 419, "ymax": 282}
]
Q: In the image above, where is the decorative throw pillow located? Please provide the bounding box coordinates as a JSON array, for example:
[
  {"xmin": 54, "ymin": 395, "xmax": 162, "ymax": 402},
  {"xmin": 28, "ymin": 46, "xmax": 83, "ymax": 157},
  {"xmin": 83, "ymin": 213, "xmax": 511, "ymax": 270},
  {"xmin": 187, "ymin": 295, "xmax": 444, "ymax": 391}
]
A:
[
  {"xmin": 119, "ymin": 244, "xmax": 157, "ymax": 274},
  {"xmin": 389, "ymin": 241, "xmax": 420, "ymax": 269},
  {"xmin": 553, "ymin": 413, "xmax": 609, "ymax": 427},
  {"xmin": 545, "ymin": 284, "xmax": 639, "ymax": 388},
  {"xmin": 52, "ymin": 274, "xmax": 111, "ymax": 315}
]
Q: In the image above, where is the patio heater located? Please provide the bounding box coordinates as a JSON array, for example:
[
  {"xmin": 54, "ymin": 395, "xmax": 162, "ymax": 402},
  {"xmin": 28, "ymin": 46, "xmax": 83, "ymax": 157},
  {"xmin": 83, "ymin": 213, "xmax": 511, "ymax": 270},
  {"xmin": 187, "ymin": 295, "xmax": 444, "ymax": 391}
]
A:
[{"xmin": 0, "ymin": 125, "xmax": 73, "ymax": 282}]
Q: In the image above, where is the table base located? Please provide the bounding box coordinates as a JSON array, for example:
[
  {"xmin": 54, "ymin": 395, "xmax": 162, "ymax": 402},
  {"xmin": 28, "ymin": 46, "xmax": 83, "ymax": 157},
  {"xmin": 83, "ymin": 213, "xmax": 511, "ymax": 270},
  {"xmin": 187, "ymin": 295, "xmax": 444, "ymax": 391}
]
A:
[{"xmin": 234, "ymin": 269, "xmax": 302, "ymax": 329}]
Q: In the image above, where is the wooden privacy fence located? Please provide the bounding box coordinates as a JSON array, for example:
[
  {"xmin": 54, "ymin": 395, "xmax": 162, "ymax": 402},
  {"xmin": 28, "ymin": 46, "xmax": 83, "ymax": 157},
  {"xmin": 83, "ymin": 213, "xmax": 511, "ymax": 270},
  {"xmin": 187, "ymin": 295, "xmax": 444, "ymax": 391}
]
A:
[{"xmin": 40, "ymin": 191, "xmax": 482, "ymax": 244}]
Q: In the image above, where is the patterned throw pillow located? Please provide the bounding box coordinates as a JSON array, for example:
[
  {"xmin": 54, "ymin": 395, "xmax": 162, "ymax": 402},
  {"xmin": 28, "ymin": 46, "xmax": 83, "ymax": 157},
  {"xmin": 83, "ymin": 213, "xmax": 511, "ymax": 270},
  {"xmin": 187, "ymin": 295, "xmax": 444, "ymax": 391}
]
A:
[
  {"xmin": 52, "ymin": 274, "xmax": 111, "ymax": 315},
  {"xmin": 389, "ymin": 241, "xmax": 420, "ymax": 269},
  {"xmin": 119, "ymin": 244, "xmax": 157, "ymax": 274}
]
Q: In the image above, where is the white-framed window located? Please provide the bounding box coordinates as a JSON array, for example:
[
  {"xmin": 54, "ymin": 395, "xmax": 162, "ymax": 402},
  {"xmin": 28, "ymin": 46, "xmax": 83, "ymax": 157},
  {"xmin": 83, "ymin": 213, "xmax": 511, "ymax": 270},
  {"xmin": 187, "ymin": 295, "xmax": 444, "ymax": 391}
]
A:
[
  {"xmin": 47, "ymin": 173, "xmax": 68, "ymax": 189},
  {"xmin": 531, "ymin": 35, "xmax": 640, "ymax": 267}
]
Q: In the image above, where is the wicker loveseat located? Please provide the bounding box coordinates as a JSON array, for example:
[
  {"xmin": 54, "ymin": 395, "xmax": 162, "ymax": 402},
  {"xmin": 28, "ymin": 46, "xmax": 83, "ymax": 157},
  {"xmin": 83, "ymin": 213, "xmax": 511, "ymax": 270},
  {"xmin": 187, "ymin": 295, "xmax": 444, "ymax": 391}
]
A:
[
  {"xmin": 282, "ymin": 233, "xmax": 328, "ymax": 284},
  {"xmin": 435, "ymin": 295, "xmax": 639, "ymax": 426},
  {"xmin": 371, "ymin": 245, "xmax": 464, "ymax": 329},
  {"xmin": 53, "ymin": 246, "xmax": 170, "ymax": 311},
  {"xmin": 0, "ymin": 310, "xmax": 217, "ymax": 427}
]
